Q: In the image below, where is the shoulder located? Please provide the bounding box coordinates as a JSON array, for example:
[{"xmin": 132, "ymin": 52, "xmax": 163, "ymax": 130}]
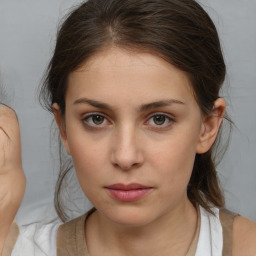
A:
[{"xmin": 233, "ymin": 215, "xmax": 256, "ymax": 256}]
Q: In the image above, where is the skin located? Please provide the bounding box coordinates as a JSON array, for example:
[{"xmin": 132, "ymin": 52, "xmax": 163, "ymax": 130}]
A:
[
  {"xmin": 0, "ymin": 104, "xmax": 25, "ymax": 254},
  {"xmin": 54, "ymin": 47, "xmax": 226, "ymax": 255},
  {"xmin": 233, "ymin": 217, "xmax": 256, "ymax": 256}
]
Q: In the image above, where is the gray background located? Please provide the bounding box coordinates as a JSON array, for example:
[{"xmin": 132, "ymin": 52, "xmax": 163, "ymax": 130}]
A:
[{"xmin": 0, "ymin": 0, "xmax": 255, "ymax": 223}]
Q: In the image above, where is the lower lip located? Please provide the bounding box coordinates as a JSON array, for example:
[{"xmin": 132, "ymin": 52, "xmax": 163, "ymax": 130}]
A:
[{"xmin": 106, "ymin": 188, "xmax": 152, "ymax": 202}]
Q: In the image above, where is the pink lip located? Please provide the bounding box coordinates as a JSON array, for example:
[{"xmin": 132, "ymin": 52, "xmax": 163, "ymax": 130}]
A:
[{"xmin": 105, "ymin": 183, "xmax": 153, "ymax": 202}]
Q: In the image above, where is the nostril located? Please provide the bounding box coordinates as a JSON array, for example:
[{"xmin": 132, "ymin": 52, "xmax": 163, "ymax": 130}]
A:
[{"xmin": 111, "ymin": 152, "xmax": 144, "ymax": 171}]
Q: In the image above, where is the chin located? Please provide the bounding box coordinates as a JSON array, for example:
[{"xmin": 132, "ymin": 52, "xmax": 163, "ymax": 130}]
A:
[{"xmin": 100, "ymin": 204, "xmax": 159, "ymax": 228}]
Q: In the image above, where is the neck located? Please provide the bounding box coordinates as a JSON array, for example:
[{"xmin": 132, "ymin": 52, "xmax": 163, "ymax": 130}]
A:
[{"xmin": 86, "ymin": 198, "xmax": 198, "ymax": 256}]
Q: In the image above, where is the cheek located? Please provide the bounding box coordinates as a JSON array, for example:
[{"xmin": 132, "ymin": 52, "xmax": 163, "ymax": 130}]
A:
[
  {"xmin": 151, "ymin": 146, "xmax": 196, "ymax": 207},
  {"xmin": 147, "ymin": 132, "xmax": 198, "ymax": 189},
  {"xmin": 68, "ymin": 134, "xmax": 107, "ymax": 187}
]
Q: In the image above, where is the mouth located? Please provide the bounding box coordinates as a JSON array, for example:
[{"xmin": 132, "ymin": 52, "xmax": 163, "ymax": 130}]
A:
[{"xmin": 105, "ymin": 183, "xmax": 153, "ymax": 202}]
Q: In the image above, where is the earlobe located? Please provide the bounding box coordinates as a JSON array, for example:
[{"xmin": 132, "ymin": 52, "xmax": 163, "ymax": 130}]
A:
[
  {"xmin": 52, "ymin": 103, "xmax": 71, "ymax": 155},
  {"xmin": 196, "ymin": 98, "xmax": 226, "ymax": 154}
]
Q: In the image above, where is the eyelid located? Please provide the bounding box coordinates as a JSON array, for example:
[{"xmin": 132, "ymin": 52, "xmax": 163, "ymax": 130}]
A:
[
  {"xmin": 147, "ymin": 111, "xmax": 175, "ymax": 120},
  {"xmin": 82, "ymin": 111, "xmax": 107, "ymax": 119}
]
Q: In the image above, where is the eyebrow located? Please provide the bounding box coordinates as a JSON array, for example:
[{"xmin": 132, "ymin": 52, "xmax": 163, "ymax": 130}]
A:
[
  {"xmin": 140, "ymin": 99, "xmax": 185, "ymax": 111},
  {"xmin": 73, "ymin": 98, "xmax": 110, "ymax": 109},
  {"xmin": 73, "ymin": 98, "xmax": 185, "ymax": 111}
]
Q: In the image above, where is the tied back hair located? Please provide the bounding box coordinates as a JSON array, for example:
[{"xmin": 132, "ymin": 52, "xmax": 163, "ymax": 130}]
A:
[{"xmin": 40, "ymin": 0, "xmax": 231, "ymax": 222}]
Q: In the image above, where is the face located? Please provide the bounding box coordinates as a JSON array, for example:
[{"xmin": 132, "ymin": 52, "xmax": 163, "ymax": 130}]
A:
[{"xmin": 54, "ymin": 48, "xmax": 222, "ymax": 227}]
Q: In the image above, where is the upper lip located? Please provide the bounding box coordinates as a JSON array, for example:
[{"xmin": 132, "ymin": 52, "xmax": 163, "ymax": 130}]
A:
[{"xmin": 105, "ymin": 183, "xmax": 152, "ymax": 190}]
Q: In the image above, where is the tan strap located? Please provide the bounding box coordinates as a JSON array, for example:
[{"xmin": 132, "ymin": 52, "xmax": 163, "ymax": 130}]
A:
[
  {"xmin": 57, "ymin": 215, "xmax": 87, "ymax": 256},
  {"xmin": 57, "ymin": 208, "xmax": 95, "ymax": 256},
  {"xmin": 219, "ymin": 208, "xmax": 239, "ymax": 256},
  {"xmin": 2, "ymin": 221, "xmax": 19, "ymax": 256}
]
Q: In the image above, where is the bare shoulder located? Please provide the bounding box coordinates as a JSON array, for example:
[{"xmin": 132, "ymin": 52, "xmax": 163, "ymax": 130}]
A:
[{"xmin": 233, "ymin": 215, "xmax": 256, "ymax": 256}]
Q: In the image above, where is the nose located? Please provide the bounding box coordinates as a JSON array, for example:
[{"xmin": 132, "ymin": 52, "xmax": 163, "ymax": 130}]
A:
[{"xmin": 111, "ymin": 125, "xmax": 144, "ymax": 171}]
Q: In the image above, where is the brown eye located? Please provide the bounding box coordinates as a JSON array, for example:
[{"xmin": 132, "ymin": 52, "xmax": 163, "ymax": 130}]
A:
[
  {"xmin": 153, "ymin": 115, "xmax": 167, "ymax": 125},
  {"xmin": 147, "ymin": 113, "xmax": 174, "ymax": 128},
  {"xmin": 92, "ymin": 115, "xmax": 105, "ymax": 125},
  {"xmin": 82, "ymin": 113, "xmax": 107, "ymax": 127}
]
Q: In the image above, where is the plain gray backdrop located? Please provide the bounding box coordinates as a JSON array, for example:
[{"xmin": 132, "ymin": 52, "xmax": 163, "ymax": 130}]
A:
[{"xmin": 0, "ymin": 0, "xmax": 255, "ymax": 223}]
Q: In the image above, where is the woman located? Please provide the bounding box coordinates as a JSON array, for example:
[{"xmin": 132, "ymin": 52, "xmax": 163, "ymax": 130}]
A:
[{"xmin": 1, "ymin": 0, "xmax": 256, "ymax": 255}]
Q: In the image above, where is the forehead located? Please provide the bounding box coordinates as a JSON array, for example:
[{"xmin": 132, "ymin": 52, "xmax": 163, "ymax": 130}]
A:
[{"xmin": 66, "ymin": 48, "xmax": 196, "ymax": 107}]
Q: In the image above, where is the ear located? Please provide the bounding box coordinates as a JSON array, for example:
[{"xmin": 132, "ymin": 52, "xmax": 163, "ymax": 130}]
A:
[
  {"xmin": 52, "ymin": 103, "xmax": 71, "ymax": 155},
  {"xmin": 196, "ymin": 98, "xmax": 226, "ymax": 154}
]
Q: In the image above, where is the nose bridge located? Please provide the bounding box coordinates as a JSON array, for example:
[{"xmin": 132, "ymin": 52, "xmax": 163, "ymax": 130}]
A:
[{"xmin": 111, "ymin": 122, "xmax": 143, "ymax": 170}]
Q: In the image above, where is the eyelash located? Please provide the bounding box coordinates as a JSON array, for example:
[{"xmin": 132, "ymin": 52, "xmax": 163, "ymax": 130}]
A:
[{"xmin": 81, "ymin": 112, "xmax": 175, "ymax": 130}]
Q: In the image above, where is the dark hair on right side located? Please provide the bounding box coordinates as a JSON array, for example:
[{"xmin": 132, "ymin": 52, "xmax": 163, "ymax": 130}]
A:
[{"xmin": 40, "ymin": 0, "xmax": 229, "ymax": 221}]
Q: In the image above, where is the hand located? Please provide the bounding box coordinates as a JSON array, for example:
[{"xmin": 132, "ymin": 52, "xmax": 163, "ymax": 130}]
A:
[{"xmin": 0, "ymin": 104, "xmax": 25, "ymax": 253}]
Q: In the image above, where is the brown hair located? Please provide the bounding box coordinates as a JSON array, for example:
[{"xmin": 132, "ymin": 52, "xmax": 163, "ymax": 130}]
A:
[{"xmin": 40, "ymin": 0, "xmax": 228, "ymax": 221}]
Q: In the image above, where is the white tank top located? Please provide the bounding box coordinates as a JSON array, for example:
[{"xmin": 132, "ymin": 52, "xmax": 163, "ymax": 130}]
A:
[{"xmin": 196, "ymin": 206, "xmax": 223, "ymax": 256}]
